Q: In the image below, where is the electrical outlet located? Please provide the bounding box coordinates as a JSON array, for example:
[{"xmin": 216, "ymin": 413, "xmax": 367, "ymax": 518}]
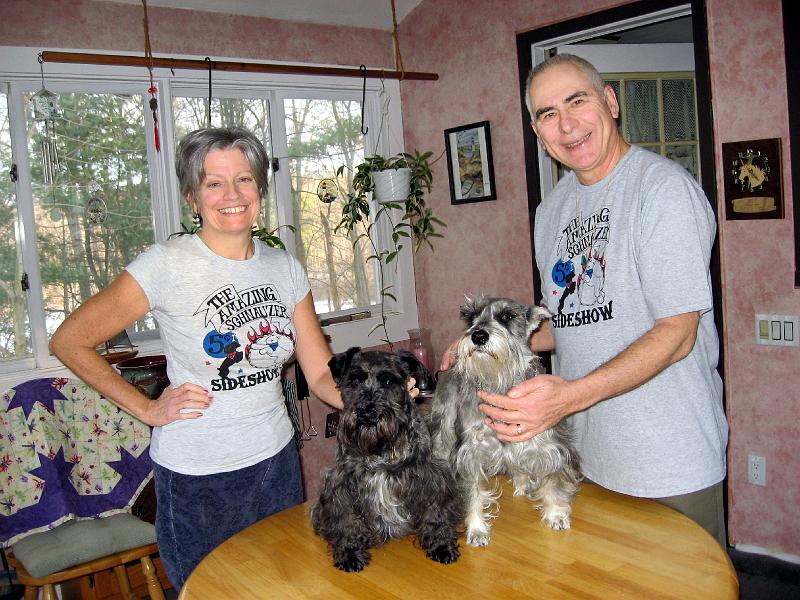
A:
[
  {"xmin": 325, "ymin": 412, "xmax": 340, "ymax": 438},
  {"xmin": 747, "ymin": 454, "xmax": 766, "ymax": 486}
]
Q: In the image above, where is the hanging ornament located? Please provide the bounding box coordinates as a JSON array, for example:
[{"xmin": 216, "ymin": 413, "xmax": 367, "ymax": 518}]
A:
[
  {"xmin": 316, "ymin": 178, "xmax": 339, "ymax": 204},
  {"xmin": 86, "ymin": 180, "xmax": 108, "ymax": 224},
  {"xmin": 142, "ymin": 0, "xmax": 160, "ymax": 152},
  {"xmin": 32, "ymin": 53, "xmax": 64, "ymax": 186}
]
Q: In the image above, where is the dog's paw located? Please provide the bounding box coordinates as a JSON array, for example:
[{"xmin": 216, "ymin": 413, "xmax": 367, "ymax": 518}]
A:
[
  {"xmin": 427, "ymin": 542, "xmax": 460, "ymax": 564},
  {"xmin": 333, "ymin": 548, "xmax": 370, "ymax": 572},
  {"xmin": 542, "ymin": 511, "xmax": 571, "ymax": 531},
  {"xmin": 466, "ymin": 530, "xmax": 491, "ymax": 547}
]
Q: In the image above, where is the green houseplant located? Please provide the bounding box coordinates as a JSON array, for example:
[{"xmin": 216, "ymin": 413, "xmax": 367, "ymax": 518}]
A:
[
  {"xmin": 335, "ymin": 150, "xmax": 445, "ymax": 346},
  {"xmin": 175, "ymin": 221, "xmax": 294, "ymax": 250}
]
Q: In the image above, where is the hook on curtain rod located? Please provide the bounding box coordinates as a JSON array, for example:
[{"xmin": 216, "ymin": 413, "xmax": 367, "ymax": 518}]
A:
[
  {"xmin": 205, "ymin": 56, "xmax": 213, "ymax": 127},
  {"xmin": 359, "ymin": 65, "xmax": 369, "ymax": 135}
]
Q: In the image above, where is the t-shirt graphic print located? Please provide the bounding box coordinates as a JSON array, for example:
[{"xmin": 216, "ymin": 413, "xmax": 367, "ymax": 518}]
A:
[{"xmin": 195, "ymin": 283, "xmax": 296, "ymax": 391}]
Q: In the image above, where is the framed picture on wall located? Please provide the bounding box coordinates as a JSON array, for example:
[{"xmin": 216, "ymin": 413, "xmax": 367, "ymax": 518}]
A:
[
  {"xmin": 722, "ymin": 137, "xmax": 784, "ymax": 220},
  {"xmin": 444, "ymin": 120, "xmax": 497, "ymax": 204}
]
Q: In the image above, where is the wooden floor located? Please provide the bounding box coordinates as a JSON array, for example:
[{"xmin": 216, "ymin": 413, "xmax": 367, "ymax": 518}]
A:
[{"xmin": 728, "ymin": 547, "xmax": 800, "ymax": 600}]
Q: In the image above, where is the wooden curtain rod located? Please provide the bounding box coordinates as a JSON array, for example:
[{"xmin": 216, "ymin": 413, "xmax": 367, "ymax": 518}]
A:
[{"xmin": 40, "ymin": 51, "xmax": 438, "ymax": 81}]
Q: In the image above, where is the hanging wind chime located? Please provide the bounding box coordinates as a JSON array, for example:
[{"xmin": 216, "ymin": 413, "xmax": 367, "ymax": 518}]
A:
[
  {"xmin": 142, "ymin": 0, "xmax": 160, "ymax": 152},
  {"xmin": 31, "ymin": 53, "xmax": 63, "ymax": 189}
]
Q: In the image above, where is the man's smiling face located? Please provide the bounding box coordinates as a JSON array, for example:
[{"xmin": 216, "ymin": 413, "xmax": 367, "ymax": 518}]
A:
[{"xmin": 529, "ymin": 62, "xmax": 626, "ymax": 185}]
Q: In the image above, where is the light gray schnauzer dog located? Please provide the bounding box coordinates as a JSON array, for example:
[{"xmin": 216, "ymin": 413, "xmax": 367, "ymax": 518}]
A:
[{"xmin": 430, "ymin": 297, "xmax": 581, "ymax": 547}]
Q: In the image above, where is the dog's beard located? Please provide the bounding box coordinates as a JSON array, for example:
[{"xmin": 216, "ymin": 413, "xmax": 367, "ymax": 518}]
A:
[
  {"xmin": 340, "ymin": 401, "xmax": 405, "ymax": 456},
  {"xmin": 454, "ymin": 333, "xmax": 534, "ymax": 393}
]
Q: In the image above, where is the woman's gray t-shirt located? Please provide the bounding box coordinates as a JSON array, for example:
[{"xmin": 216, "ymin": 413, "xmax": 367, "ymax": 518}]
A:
[{"xmin": 126, "ymin": 234, "xmax": 310, "ymax": 475}]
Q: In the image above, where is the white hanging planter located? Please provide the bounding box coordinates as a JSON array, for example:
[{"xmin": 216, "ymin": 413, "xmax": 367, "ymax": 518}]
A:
[{"xmin": 373, "ymin": 167, "xmax": 411, "ymax": 204}]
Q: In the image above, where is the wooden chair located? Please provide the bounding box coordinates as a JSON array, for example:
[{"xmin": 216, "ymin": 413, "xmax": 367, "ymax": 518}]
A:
[
  {"xmin": 0, "ymin": 378, "xmax": 166, "ymax": 599},
  {"xmin": 8, "ymin": 535, "xmax": 164, "ymax": 600}
]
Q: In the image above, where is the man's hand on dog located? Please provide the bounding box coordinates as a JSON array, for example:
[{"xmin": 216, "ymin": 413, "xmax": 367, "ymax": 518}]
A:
[{"xmin": 478, "ymin": 375, "xmax": 575, "ymax": 441}]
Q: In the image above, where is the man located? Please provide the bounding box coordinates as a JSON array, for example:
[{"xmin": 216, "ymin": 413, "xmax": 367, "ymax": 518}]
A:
[{"xmin": 476, "ymin": 54, "xmax": 728, "ymax": 545}]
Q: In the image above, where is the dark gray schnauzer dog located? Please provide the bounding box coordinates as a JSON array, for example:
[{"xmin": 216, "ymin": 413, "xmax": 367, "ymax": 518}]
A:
[
  {"xmin": 311, "ymin": 348, "xmax": 464, "ymax": 572},
  {"xmin": 430, "ymin": 297, "xmax": 581, "ymax": 547}
]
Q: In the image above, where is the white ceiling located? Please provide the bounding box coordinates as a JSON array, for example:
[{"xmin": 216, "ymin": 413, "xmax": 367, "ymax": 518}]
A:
[{"xmin": 104, "ymin": 0, "xmax": 423, "ymax": 30}]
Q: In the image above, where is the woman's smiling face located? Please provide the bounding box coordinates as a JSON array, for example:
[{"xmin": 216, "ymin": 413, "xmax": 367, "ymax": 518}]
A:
[{"xmin": 190, "ymin": 147, "xmax": 261, "ymax": 237}]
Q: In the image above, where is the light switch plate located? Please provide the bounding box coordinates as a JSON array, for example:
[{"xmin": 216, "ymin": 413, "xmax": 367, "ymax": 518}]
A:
[{"xmin": 755, "ymin": 314, "xmax": 799, "ymax": 346}]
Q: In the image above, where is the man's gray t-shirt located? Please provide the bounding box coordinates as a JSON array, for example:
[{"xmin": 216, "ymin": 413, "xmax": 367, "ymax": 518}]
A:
[
  {"xmin": 126, "ymin": 234, "xmax": 310, "ymax": 475},
  {"xmin": 534, "ymin": 146, "xmax": 728, "ymax": 497}
]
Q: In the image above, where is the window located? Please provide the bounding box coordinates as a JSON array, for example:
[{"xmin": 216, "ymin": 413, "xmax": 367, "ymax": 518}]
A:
[
  {"xmin": 605, "ymin": 73, "xmax": 700, "ymax": 181},
  {"xmin": 0, "ymin": 47, "xmax": 416, "ymax": 384},
  {"xmin": 26, "ymin": 90, "xmax": 157, "ymax": 339},
  {"xmin": 281, "ymin": 97, "xmax": 377, "ymax": 313}
]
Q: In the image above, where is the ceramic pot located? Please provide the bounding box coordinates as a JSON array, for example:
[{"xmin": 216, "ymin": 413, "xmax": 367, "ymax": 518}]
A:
[
  {"xmin": 373, "ymin": 167, "xmax": 411, "ymax": 203},
  {"xmin": 118, "ymin": 355, "xmax": 170, "ymax": 400}
]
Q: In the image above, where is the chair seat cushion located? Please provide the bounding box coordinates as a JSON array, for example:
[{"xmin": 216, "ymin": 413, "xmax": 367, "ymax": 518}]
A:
[{"xmin": 11, "ymin": 513, "xmax": 157, "ymax": 578}]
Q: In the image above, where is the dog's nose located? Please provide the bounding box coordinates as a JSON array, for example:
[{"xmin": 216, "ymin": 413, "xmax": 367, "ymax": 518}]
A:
[{"xmin": 471, "ymin": 329, "xmax": 489, "ymax": 346}]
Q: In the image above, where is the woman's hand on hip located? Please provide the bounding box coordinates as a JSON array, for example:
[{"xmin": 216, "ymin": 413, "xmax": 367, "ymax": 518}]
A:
[{"xmin": 144, "ymin": 383, "xmax": 213, "ymax": 426}]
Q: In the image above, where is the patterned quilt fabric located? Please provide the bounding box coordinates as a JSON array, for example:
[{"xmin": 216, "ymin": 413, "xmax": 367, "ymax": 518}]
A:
[{"xmin": 0, "ymin": 378, "xmax": 152, "ymax": 546}]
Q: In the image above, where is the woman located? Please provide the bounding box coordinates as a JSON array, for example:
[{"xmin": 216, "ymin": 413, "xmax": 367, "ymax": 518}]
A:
[{"xmin": 49, "ymin": 127, "xmax": 343, "ymax": 589}]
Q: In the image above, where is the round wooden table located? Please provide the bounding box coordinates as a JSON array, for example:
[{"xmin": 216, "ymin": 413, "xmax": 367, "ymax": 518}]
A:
[{"xmin": 178, "ymin": 481, "xmax": 738, "ymax": 599}]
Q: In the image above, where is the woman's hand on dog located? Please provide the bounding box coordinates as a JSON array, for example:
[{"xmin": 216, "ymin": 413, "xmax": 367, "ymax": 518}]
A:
[
  {"xmin": 477, "ymin": 375, "xmax": 577, "ymax": 441},
  {"xmin": 407, "ymin": 377, "xmax": 420, "ymax": 399}
]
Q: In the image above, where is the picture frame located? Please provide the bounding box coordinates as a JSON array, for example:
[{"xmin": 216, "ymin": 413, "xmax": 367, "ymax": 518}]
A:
[
  {"xmin": 721, "ymin": 137, "xmax": 784, "ymax": 220},
  {"xmin": 444, "ymin": 120, "xmax": 497, "ymax": 204}
]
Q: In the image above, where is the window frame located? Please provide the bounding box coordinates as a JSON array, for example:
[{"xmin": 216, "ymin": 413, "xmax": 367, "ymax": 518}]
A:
[{"xmin": 0, "ymin": 46, "xmax": 420, "ymax": 388}]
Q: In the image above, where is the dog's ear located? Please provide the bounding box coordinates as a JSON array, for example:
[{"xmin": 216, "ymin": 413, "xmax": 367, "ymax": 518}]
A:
[
  {"xmin": 396, "ymin": 350, "xmax": 424, "ymax": 377},
  {"xmin": 397, "ymin": 350, "xmax": 431, "ymax": 393},
  {"xmin": 459, "ymin": 296, "xmax": 478, "ymax": 324},
  {"xmin": 328, "ymin": 346, "xmax": 361, "ymax": 384},
  {"xmin": 525, "ymin": 304, "xmax": 552, "ymax": 338}
]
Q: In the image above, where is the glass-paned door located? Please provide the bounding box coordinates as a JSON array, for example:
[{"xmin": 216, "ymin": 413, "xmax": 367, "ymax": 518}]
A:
[{"xmin": 606, "ymin": 73, "xmax": 699, "ymax": 181}]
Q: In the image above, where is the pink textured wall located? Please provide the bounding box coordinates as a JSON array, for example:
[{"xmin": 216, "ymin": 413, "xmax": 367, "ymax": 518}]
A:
[
  {"xmin": 398, "ymin": 0, "xmax": 616, "ymax": 365},
  {"xmin": 706, "ymin": 0, "xmax": 799, "ymax": 555},
  {"xmin": 400, "ymin": 0, "xmax": 799, "ymax": 557},
  {"xmin": 1, "ymin": 0, "xmax": 394, "ymax": 67}
]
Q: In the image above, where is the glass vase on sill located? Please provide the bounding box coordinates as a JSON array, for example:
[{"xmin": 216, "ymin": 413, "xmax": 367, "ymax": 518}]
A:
[{"xmin": 407, "ymin": 328, "xmax": 435, "ymax": 396}]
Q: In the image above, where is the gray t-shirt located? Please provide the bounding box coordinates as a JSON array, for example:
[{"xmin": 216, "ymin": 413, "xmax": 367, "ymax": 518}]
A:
[
  {"xmin": 126, "ymin": 234, "xmax": 310, "ymax": 475},
  {"xmin": 534, "ymin": 146, "xmax": 728, "ymax": 497}
]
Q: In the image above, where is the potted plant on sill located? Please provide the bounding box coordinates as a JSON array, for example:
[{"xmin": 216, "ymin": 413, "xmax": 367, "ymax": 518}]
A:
[{"xmin": 335, "ymin": 150, "xmax": 445, "ymax": 347}]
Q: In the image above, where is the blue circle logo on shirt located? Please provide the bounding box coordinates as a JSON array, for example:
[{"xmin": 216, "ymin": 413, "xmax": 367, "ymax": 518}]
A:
[
  {"xmin": 203, "ymin": 330, "xmax": 237, "ymax": 358},
  {"xmin": 551, "ymin": 259, "xmax": 575, "ymax": 288}
]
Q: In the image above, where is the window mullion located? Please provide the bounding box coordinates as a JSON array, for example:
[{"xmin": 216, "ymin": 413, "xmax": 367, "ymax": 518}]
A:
[
  {"xmin": 7, "ymin": 82, "xmax": 52, "ymax": 368},
  {"xmin": 269, "ymin": 91, "xmax": 297, "ymax": 251}
]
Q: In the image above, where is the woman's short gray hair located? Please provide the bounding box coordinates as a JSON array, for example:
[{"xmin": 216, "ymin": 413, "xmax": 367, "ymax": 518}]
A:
[
  {"xmin": 175, "ymin": 127, "xmax": 269, "ymax": 199},
  {"xmin": 524, "ymin": 53, "xmax": 607, "ymax": 119}
]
